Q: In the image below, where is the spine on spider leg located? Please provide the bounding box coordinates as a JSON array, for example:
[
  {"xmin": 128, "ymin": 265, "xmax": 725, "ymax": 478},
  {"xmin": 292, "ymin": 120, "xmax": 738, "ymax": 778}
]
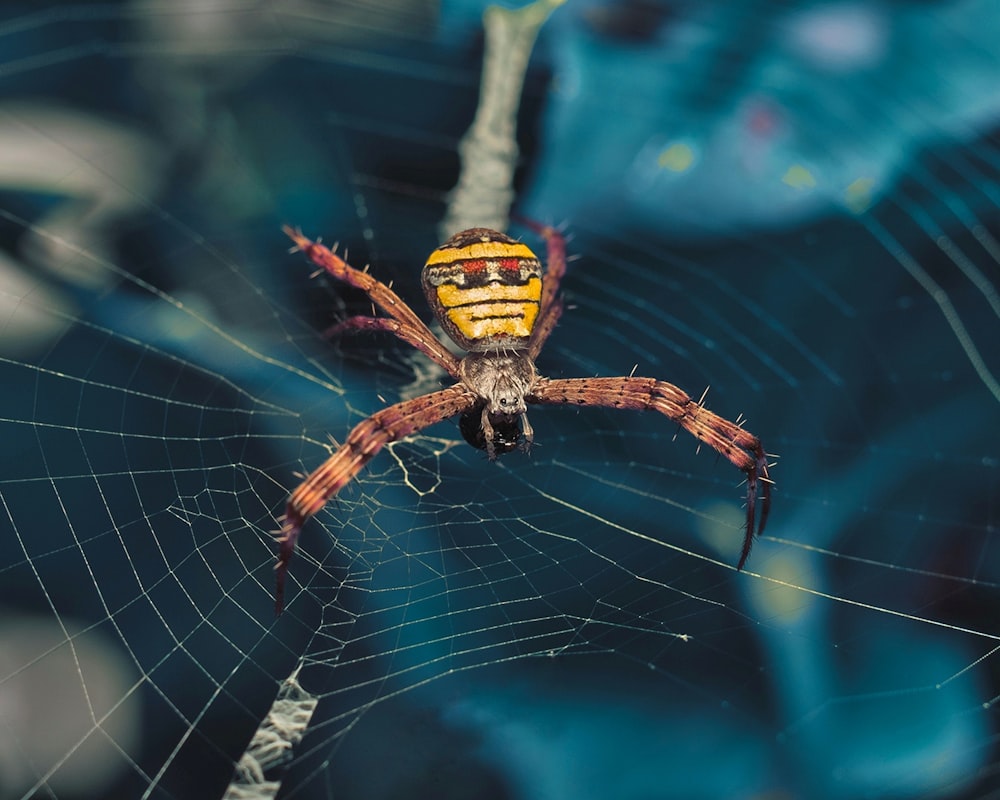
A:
[
  {"xmin": 738, "ymin": 440, "xmax": 772, "ymax": 566},
  {"xmin": 283, "ymin": 226, "xmax": 462, "ymax": 376},
  {"xmin": 275, "ymin": 438, "xmax": 380, "ymax": 614},
  {"xmin": 283, "ymin": 392, "xmax": 460, "ymax": 537},
  {"xmin": 283, "ymin": 226, "xmax": 366, "ymax": 291},
  {"xmin": 274, "ymin": 386, "xmax": 478, "ymax": 614},
  {"xmin": 651, "ymin": 381, "xmax": 774, "ymax": 568},
  {"xmin": 275, "ymin": 434, "xmax": 381, "ymax": 615},
  {"xmin": 284, "ymin": 450, "xmax": 374, "ymax": 530}
]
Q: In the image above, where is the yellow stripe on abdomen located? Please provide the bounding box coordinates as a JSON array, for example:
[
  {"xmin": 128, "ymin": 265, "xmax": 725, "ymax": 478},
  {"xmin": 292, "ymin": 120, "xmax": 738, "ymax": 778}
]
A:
[
  {"xmin": 425, "ymin": 240, "xmax": 538, "ymax": 267},
  {"xmin": 435, "ymin": 277, "xmax": 541, "ymax": 344},
  {"xmin": 423, "ymin": 229, "xmax": 543, "ymax": 350},
  {"xmin": 435, "ymin": 278, "xmax": 541, "ymax": 308},
  {"xmin": 443, "ymin": 299, "xmax": 540, "ymax": 342}
]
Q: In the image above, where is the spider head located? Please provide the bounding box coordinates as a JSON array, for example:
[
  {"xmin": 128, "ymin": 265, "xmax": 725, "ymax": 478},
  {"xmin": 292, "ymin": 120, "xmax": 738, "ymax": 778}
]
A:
[
  {"xmin": 458, "ymin": 352, "xmax": 536, "ymax": 416},
  {"xmin": 458, "ymin": 351, "xmax": 538, "ymax": 458}
]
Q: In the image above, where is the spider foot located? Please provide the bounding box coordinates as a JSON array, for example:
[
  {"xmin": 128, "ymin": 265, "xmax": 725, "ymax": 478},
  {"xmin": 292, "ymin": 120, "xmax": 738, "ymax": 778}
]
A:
[
  {"xmin": 511, "ymin": 214, "xmax": 567, "ymax": 241},
  {"xmin": 736, "ymin": 445, "xmax": 772, "ymax": 571},
  {"xmin": 282, "ymin": 225, "xmax": 308, "ymax": 252},
  {"xmin": 283, "ymin": 226, "xmax": 340, "ymax": 261},
  {"xmin": 273, "ymin": 510, "xmax": 304, "ymax": 615}
]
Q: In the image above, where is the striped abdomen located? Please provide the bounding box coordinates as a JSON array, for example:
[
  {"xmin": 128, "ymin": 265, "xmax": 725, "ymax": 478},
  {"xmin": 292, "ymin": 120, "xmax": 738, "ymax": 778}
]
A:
[{"xmin": 422, "ymin": 228, "xmax": 542, "ymax": 352}]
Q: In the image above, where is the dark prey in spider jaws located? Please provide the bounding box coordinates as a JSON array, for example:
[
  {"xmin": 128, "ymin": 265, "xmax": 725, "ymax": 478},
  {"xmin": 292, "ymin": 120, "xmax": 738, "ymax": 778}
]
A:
[{"xmin": 275, "ymin": 221, "xmax": 772, "ymax": 614}]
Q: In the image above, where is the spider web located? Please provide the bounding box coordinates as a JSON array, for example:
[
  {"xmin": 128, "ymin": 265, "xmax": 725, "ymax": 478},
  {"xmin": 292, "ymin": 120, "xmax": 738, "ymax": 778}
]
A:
[{"xmin": 1, "ymin": 1, "xmax": 999, "ymax": 798}]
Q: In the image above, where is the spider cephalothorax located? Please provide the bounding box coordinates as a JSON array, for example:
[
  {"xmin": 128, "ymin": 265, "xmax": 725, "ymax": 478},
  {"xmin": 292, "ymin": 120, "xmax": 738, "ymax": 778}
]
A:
[
  {"xmin": 275, "ymin": 223, "xmax": 772, "ymax": 614},
  {"xmin": 458, "ymin": 350, "xmax": 538, "ymax": 456}
]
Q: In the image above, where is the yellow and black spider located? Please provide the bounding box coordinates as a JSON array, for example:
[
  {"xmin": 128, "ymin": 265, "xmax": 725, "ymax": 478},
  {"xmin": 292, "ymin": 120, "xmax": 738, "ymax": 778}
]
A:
[{"xmin": 276, "ymin": 222, "xmax": 772, "ymax": 614}]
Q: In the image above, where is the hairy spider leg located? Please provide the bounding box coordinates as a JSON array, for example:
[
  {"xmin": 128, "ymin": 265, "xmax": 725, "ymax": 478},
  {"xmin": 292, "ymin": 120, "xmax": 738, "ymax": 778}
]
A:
[
  {"xmin": 276, "ymin": 384, "xmax": 478, "ymax": 614},
  {"xmin": 284, "ymin": 226, "xmax": 461, "ymax": 376},
  {"xmin": 325, "ymin": 316, "xmax": 461, "ymax": 377},
  {"xmin": 515, "ymin": 220, "xmax": 568, "ymax": 359},
  {"xmin": 529, "ymin": 377, "xmax": 771, "ymax": 567}
]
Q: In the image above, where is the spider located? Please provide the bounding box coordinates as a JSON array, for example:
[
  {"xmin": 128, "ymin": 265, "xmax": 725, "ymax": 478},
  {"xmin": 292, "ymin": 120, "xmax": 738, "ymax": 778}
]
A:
[{"xmin": 276, "ymin": 222, "xmax": 772, "ymax": 614}]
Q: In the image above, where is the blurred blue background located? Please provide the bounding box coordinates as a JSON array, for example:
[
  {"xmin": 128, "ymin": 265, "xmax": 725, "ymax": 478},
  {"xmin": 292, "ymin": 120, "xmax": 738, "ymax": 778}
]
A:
[{"xmin": 0, "ymin": 1, "xmax": 998, "ymax": 798}]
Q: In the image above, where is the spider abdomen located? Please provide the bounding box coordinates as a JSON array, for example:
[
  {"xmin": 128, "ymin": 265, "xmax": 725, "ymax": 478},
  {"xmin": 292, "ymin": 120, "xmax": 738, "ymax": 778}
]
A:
[{"xmin": 422, "ymin": 228, "xmax": 542, "ymax": 351}]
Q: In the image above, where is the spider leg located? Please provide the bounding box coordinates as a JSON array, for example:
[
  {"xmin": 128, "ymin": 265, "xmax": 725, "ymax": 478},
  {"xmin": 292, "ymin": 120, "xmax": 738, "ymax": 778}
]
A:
[
  {"xmin": 325, "ymin": 316, "xmax": 460, "ymax": 373},
  {"xmin": 526, "ymin": 298, "xmax": 563, "ymax": 361},
  {"xmin": 517, "ymin": 219, "xmax": 568, "ymax": 359},
  {"xmin": 276, "ymin": 384, "xmax": 477, "ymax": 614},
  {"xmin": 529, "ymin": 377, "xmax": 771, "ymax": 568},
  {"xmin": 284, "ymin": 226, "xmax": 461, "ymax": 377}
]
